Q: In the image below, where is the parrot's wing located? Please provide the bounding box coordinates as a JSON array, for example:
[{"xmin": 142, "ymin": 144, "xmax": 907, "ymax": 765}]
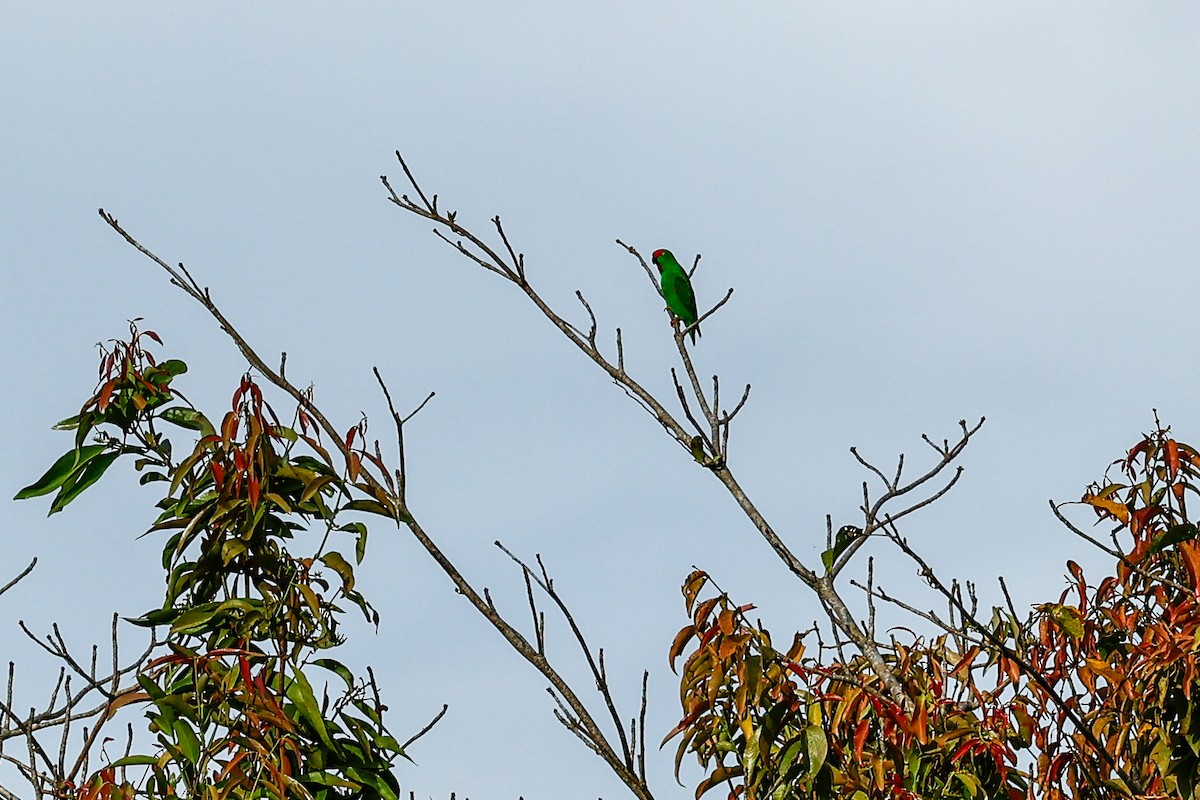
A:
[{"xmin": 673, "ymin": 273, "xmax": 699, "ymax": 323}]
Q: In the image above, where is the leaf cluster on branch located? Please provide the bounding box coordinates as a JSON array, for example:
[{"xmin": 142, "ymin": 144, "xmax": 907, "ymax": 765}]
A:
[{"xmin": 14, "ymin": 320, "xmax": 411, "ymax": 800}]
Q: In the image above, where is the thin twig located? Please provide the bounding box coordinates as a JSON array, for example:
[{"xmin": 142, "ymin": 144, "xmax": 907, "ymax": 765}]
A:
[
  {"xmin": 0, "ymin": 560, "xmax": 36, "ymax": 598},
  {"xmin": 400, "ymin": 704, "xmax": 449, "ymax": 751}
]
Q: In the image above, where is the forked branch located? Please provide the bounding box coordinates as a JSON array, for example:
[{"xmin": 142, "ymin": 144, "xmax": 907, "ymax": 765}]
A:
[
  {"xmin": 98, "ymin": 209, "xmax": 654, "ymax": 800},
  {"xmin": 381, "ymin": 152, "xmax": 914, "ymax": 709}
]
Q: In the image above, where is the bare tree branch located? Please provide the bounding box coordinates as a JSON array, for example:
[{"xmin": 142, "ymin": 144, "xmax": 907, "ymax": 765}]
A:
[
  {"xmin": 99, "ymin": 209, "xmax": 655, "ymax": 799},
  {"xmin": 376, "ymin": 154, "xmax": 920, "ymax": 708}
]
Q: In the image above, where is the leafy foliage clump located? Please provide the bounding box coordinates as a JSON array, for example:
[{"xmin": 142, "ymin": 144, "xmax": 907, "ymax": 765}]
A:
[
  {"xmin": 666, "ymin": 572, "xmax": 1025, "ymax": 800},
  {"xmin": 669, "ymin": 425, "xmax": 1200, "ymax": 800},
  {"xmin": 1026, "ymin": 429, "xmax": 1200, "ymax": 798},
  {"xmin": 18, "ymin": 323, "xmax": 407, "ymax": 800}
]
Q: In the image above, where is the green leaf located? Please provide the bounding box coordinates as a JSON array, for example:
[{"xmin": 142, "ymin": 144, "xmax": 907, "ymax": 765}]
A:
[
  {"xmin": 49, "ymin": 450, "xmax": 121, "ymax": 514},
  {"xmin": 802, "ymin": 725, "xmax": 827, "ymax": 784},
  {"xmin": 293, "ymin": 455, "xmax": 339, "ymax": 477},
  {"xmin": 1150, "ymin": 523, "xmax": 1198, "ymax": 554},
  {"xmin": 950, "ymin": 772, "xmax": 979, "ymax": 796},
  {"xmin": 695, "ymin": 765, "xmax": 744, "ymax": 799},
  {"xmin": 1046, "ymin": 604, "xmax": 1085, "ymax": 640},
  {"xmin": 321, "ymin": 551, "xmax": 356, "ymax": 594},
  {"xmin": 344, "ymin": 590, "xmax": 380, "ymax": 626},
  {"xmin": 820, "ymin": 525, "xmax": 861, "ymax": 572},
  {"xmin": 73, "ymin": 413, "xmax": 98, "ymax": 449},
  {"xmin": 137, "ymin": 673, "xmax": 167, "ymax": 702},
  {"xmin": 337, "ymin": 522, "xmax": 369, "ymax": 564},
  {"xmin": 299, "ymin": 772, "xmax": 360, "ymax": 790},
  {"xmin": 356, "ymin": 525, "xmax": 369, "ymax": 563},
  {"xmin": 221, "ymin": 538, "xmax": 248, "ymax": 565},
  {"xmin": 343, "ymin": 767, "xmax": 399, "ymax": 800},
  {"xmin": 301, "ymin": 475, "xmax": 338, "ymax": 505},
  {"xmin": 344, "ymin": 499, "xmax": 393, "ymax": 517},
  {"xmin": 743, "ymin": 654, "xmax": 762, "ymax": 706},
  {"xmin": 779, "ymin": 734, "xmax": 805, "ymax": 769},
  {"xmin": 160, "ymin": 359, "xmax": 189, "ymax": 377},
  {"xmin": 173, "ymin": 717, "xmax": 201, "ymax": 764},
  {"xmin": 743, "ymin": 725, "xmax": 761, "ymax": 779},
  {"xmin": 215, "ymin": 597, "xmax": 263, "ymax": 615},
  {"xmin": 313, "ymin": 658, "xmax": 356, "ymax": 691},
  {"xmin": 286, "ymin": 670, "xmax": 339, "ymax": 753},
  {"xmin": 108, "ymin": 755, "xmax": 160, "ymax": 768},
  {"xmin": 52, "ymin": 415, "xmax": 82, "ymax": 431},
  {"xmin": 14, "ymin": 444, "xmax": 107, "ymax": 500},
  {"xmin": 160, "ymin": 407, "xmax": 215, "ymax": 437},
  {"xmin": 370, "ymin": 733, "xmax": 406, "ymax": 757},
  {"xmin": 170, "ymin": 607, "xmax": 218, "ymax": 636},
  {"xmin": 126, "ymin": 606, "xmax": 183, "ymax": 628}
]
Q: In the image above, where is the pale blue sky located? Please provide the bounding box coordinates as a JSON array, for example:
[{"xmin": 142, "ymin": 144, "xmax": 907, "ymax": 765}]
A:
[{"xmin": 4, "ymin": 4, "xmax": 1200, "ymax": 798}]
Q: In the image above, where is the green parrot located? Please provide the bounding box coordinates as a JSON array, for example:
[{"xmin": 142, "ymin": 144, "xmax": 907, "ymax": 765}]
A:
[{"xmin": 652, "ymin": 248, "xmax": 700, "ymax": 343}]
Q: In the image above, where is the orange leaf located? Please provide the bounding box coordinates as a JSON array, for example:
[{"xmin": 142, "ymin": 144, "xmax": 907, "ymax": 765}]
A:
[
  {"xmin": 96, "ymin": 378, "xmax": 118, "ymax": 412},
  {"xmin": 718, "ymin": 636, "xmax": 741, "ymax": 660},
  {"xmin": 1082, "ymin": 493, "xmax": 1129, "ymax": 525},
  {"xmin": 785, "ymin": 634, "xmax": 805, "ymax": 662},
  {"xmin": 102, "ymin": 690, "xmax": 149, "ymax": 720},
  {"xmin": 1180, "ymin": 540, "xmax": 1200, "ymax": 590},
  {"xmin": 1168, "ymin": 439, "xmax": 1181, "ymax": 479},
  {"xmin": 669, "ymin": 625, "xmax": 696, "ymax": 671},
  {"xmin": 912, "ymin": 696, "xmax": 929, "ymax": 743},
  {"xmin": 682, "ymin": 571, "xmax": 708, "ymax": 612},
  {"xmin": 717, "ymin": 609, "xmax": 735, "ymax": 636},
  {"xmin": 221, "ymin": 411, "xmax": 239, "ymax": 444},
  {"xmin": 950, "ymin": 646, "xmax": 981, "ymax": 678},
  {"xmin": 694, "ymin": 597, "xmax": 720, "ymax": 626}
]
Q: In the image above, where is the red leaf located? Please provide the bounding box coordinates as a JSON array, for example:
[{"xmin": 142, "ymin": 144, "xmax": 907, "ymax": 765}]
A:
[
  {"xmin": 238, "ymin": 655, "xmax": 253, "ymax": 687},
  {"xmin": 1048, "ymin": 753, "xmax": 1069, "ymax": 781},
  {"xmin": 950, "ymin": 739, "xmax": 975, "ymax": 763},
  {"xmin": 1125, "ymin": 439, "xmax": 1150, "ymax": 470},
  {"xmin": 853, "ymin": 718, "xmax": 870, "ymax": 761}
]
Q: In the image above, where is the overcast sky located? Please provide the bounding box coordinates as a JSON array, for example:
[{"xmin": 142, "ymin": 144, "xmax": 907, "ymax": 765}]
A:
[{"xmin": 4, "ymin": 4, "xmax": 1200, "ymax": 798}]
